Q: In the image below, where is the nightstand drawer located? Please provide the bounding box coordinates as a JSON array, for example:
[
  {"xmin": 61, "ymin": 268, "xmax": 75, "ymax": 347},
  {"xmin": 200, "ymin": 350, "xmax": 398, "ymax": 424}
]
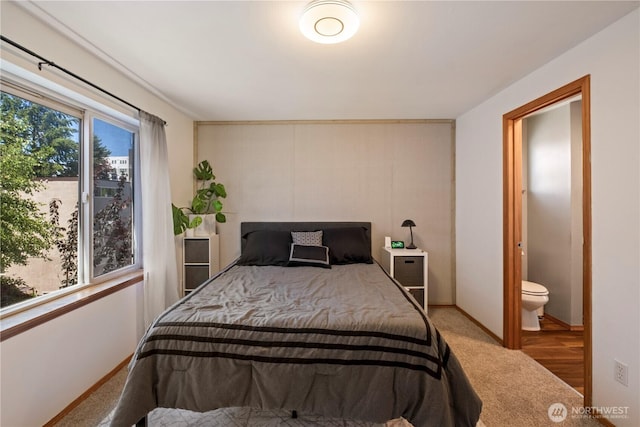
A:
[
  {"xmin": 407, "ymin": 288, "xmax": 425, "ymax": 308},
  {"xmin": 184, "ymin": 239, "xmax": 210, "ymax": 263},
  {"xmin": 182, "ymin": 235, "xmax": 220, "ymax": 296},
  {"xmin": 184, "ymin": 265, "xmax": 210, "ymax": 291},
  {"xmin": 393, "ymin": 256, "xmax": 424, "ymax": 286}
]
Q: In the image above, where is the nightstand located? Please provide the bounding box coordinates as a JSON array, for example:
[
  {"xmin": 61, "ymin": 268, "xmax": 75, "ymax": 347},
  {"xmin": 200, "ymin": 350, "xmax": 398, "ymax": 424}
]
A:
[
  {"xmin": 182, "ymin": 234, "xmax": 220, "ymax": 296},
  {"xmin": 380, "ymin": 247, "xmax": 428, "ymax": 311}
]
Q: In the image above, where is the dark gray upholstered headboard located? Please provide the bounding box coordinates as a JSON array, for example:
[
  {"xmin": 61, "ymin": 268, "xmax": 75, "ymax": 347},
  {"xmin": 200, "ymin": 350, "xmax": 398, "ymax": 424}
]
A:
[{"xmin": 240, "ymin": 222, "xmax": 371, "ymax": 255}]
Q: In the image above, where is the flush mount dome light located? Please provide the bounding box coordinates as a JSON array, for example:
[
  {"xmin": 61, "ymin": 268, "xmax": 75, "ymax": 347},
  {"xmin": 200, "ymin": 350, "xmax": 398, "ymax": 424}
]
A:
[{"xmin": 299, "ymin": 0, "xmax": 359, "ymax": 44}]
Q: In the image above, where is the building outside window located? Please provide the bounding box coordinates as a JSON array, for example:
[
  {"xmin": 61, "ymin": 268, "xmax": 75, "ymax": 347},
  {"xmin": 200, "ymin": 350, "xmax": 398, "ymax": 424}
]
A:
[{"xmin": 0, "ymin": 85, "xmax": 140, "ymax": 310}]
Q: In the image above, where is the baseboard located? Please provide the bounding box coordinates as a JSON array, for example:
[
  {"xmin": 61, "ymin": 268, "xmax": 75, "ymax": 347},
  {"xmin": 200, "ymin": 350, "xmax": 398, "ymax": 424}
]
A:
[
  {"xmin": 429, "ymin": 304, "xmax": 504, "ymax": 345},
  {"xmin": 595, "ymin": 413, "xmax": 616, "ymax": 427},
  {"xmin": 428, "ymin": 304, "xmax": 456, "ymax": 309},
  {"xmin": 44, "ymin": 354, "xmax": 132, "ymax": 426},
  {"xmin": 544, "ymin": 313, "xmax": 584, "ymax": 331}
]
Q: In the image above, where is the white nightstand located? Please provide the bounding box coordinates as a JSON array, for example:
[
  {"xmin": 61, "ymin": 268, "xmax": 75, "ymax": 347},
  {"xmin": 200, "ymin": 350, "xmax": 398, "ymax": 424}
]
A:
[
  {"xmin": 182, "ymin": 234, "xmax": 220, "ymax": 296},
  {"xmin": 380, "ymin": 247, "xmax": 428, "ymax": 311}
]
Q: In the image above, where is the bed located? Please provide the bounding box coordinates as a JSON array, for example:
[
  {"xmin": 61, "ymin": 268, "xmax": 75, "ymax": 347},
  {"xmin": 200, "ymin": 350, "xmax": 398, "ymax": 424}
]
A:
[{"xmin": 111, "ymin": 222, "xmax": 481, "ymax": 426}]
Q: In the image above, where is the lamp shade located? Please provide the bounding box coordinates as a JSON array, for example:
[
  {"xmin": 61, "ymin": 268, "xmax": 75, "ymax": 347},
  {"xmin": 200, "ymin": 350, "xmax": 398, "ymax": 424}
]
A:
[
  {"xmin": 401, "ymin": 219, "xmax": 416, "ymax": 227},
  {"xmin": 299, "ymin": 0, "xmax": 360, "ymax": 44},
  {"xmin": 402, "ymin": 219, "xmax": 417, "ymax": 249}
]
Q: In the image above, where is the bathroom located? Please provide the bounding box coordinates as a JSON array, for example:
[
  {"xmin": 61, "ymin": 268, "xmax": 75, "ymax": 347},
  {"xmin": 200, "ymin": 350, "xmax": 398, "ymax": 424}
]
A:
[{"xmin": 521, "ymin": 97, "xmax": 584, "ymax": 332}]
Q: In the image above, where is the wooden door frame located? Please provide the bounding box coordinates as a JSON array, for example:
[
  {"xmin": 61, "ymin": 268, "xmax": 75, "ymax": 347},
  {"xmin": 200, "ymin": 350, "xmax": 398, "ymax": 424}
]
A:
[{"xmin": 502, "ymin": 75, "xmax": 592, "ymax": 406}]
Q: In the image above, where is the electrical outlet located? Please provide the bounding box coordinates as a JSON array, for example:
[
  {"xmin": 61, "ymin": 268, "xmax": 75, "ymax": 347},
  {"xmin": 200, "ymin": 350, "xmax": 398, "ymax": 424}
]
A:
[{"xmin": 614, "ymin": 360, "xmax": 628, "ymax": 386}]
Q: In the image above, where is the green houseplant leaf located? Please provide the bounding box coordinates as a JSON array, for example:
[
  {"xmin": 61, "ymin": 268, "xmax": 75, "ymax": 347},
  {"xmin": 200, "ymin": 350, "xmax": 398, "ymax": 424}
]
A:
[
  {"xmin": 190, "ymin": 192, "xmax": 208, "ymax": 214},
  {"xmin": 193, "ymin": 160, "xmax": 214, "ymax": 181},
  {"xmin": 171, "ymin": 160, "xmax": 227, "ymax": 235}
]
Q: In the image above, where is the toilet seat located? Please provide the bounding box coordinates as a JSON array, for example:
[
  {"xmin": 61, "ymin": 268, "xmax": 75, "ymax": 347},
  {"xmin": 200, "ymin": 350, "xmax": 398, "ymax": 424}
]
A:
[{"xmin": 522, "ymin": 280, "xmax": 549, "ymax": 296}]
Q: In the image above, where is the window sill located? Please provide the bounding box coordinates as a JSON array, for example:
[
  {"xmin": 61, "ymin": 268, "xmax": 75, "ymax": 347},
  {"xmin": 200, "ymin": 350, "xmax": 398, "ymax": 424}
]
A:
[{"xmin": 0, "ymin": 270, "xmax": 144, "ymax": 342}]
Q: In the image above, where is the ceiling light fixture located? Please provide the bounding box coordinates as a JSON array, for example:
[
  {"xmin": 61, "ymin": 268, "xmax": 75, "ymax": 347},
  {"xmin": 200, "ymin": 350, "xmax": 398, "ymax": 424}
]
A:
[{"xmin": 299, "ymin": 0, "xmax": 360, "ymax": 44}]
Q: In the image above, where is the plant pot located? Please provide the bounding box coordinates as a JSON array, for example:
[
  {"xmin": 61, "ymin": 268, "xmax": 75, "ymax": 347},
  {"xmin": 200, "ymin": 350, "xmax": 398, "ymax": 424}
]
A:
[{"xmin": 190, "ymin": 214, "xmax": 217, "ymax": 236}]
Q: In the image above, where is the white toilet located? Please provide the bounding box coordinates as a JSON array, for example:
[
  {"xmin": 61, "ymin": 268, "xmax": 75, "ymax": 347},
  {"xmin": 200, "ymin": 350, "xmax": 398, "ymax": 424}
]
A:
[{"xmin": 521, "ymin": 280, "xmax": 549, "ymax": 331}]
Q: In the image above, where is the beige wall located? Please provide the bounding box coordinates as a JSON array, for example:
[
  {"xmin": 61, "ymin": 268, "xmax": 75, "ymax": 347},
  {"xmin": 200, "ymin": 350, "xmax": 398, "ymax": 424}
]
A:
[{"xmin": 197, "ymin": 121, "xmax": 456, "ymax": 304}]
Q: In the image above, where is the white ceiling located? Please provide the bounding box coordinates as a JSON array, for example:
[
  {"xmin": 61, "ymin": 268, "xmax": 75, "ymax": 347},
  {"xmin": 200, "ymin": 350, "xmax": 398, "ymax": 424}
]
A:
[{"xmin": 20, "ymin": 1, "xmax": 639, "ymax": 121}]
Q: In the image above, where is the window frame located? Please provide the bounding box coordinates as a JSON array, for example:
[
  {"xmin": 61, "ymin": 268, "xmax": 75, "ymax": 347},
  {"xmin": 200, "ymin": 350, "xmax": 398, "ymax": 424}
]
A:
[
  {"xmin": 85, "ymin": 112, "xmax": 142, "ymax": 283},
  {"xmin": 0, "ymin": 62, "xmax": 143, "ymax": 319}
]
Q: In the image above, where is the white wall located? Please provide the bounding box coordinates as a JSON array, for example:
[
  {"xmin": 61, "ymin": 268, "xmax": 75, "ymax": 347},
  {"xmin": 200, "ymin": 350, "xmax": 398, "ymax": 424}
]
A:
[
  {"xmin": 525, "ymin": 103, "xmax": 583, "ymax": 326},
  {"xmin": 456, "ymin": 9, "xmax": 639, "ymax": 426},
  {"xmin": 197, "ymin": 121, "xmax": 456, "ymax": 304},
  {"xmin": 0, "ymin": 285, "xmax": 143, "ymax": 427},
  {"xmin": 0, "ymin": 2, "xmax": 195, "ymax": 425},
  {"xmin": 527, "ymin": 106, "xmax": 573, "ymax": 321},
  {"xmin": 569, "ymin": 101, "xmax": 584, "ymax": 327}
]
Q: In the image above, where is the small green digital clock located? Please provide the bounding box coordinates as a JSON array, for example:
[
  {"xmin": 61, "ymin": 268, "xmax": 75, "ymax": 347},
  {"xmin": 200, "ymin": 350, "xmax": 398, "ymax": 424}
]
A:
[{"xmin": 391, "ymin": 241, "xmax": 405, "ymax": 249}]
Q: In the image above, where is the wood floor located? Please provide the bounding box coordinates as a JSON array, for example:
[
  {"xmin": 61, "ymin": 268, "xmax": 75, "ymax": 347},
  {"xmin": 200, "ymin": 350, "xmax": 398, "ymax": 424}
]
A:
[{"xmin": 521, "ymin": 317, "xmax": 585, "ymax": 395}]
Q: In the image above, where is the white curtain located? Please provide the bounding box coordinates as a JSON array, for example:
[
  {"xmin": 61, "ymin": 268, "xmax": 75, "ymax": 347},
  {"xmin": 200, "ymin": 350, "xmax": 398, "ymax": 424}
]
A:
[{"xmin": 139, "ymin": 111, "xmax": 179, "ymax": 327}]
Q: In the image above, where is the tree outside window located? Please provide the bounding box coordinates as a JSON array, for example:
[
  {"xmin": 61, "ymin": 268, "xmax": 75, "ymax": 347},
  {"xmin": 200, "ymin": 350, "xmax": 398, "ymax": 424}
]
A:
[{"xmin": 0, "ymin": 90, "xmax": 137, "ymax": 309}]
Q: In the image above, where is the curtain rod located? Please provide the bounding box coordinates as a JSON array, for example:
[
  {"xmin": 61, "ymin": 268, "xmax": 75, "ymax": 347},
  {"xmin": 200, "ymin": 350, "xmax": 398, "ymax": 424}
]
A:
[{"xmin": 0, "ymin": 35, "xmax": 166, "ymax": 125}]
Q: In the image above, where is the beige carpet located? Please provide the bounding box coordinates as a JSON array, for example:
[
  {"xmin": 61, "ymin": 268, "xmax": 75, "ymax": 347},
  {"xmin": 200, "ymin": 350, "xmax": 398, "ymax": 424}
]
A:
[
  {"xmin": 429, "ymin": 308, "xmax": 598, "ymax": 427},
  {"xmin": 56, "ymin": 307, "xmax": 598, "ymax": 426}
]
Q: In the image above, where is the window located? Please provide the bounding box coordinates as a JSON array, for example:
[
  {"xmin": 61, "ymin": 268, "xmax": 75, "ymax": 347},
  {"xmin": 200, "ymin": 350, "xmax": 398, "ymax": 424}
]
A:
[
  {"xmin": 92, "ymin": 118, "xmax": 136, "ymax": 278},
  {"xmin": 0, "ymin": 84, "xmax": 140, "ymax": 311}
]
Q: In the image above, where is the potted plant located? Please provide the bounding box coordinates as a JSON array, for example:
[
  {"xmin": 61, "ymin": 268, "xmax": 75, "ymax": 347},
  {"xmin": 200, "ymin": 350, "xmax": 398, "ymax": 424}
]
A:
[{"xmin": 172, "ymin": 160, "xmax": 227, "ymax": 236}]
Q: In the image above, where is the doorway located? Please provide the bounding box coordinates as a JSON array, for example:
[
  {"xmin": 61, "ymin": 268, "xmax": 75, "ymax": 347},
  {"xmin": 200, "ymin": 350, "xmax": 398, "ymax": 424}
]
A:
[{"xmin": 502, "ymin": 75, "xmax": 592, "ymax": 406}]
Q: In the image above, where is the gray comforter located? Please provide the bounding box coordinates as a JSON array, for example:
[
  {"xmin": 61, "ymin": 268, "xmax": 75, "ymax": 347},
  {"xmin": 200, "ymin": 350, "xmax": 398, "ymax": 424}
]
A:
[{"xmin": 111, "ymin": 263, "xmax": 481, "ymax": 426}]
